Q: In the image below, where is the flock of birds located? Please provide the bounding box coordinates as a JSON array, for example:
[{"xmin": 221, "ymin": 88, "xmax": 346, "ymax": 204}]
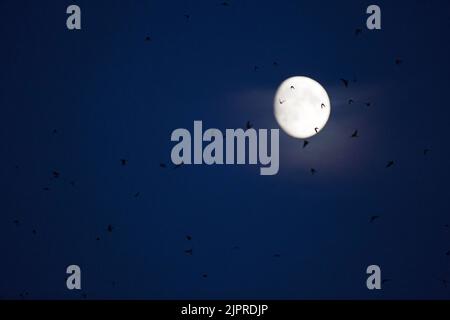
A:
[
  {"xmin": 273, "ymin": 57, "xmax": 413, "ymax": 178},
  {"xmin": 7, "ymin": 2, "xmax": 448, "ymax": 298}
]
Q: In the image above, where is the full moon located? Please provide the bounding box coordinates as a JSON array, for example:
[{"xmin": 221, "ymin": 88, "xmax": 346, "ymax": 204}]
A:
[{"xmin": 274, "ymin": 76, "xmax": 331, "ymax": 139}]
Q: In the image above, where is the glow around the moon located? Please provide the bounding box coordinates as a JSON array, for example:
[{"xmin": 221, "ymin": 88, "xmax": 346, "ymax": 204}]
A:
[{"xmin": 274, "ymin": 76, "xmax": 331, "ymax": 139}]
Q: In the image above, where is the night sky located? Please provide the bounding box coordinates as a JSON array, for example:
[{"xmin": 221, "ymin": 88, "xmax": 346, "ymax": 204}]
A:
[{"xmin": 1, "ymin": 0, "xmax": 450, "ymax": 299}]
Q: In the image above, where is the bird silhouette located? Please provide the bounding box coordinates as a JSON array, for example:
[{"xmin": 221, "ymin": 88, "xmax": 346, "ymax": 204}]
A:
[
  {"xmin": 52, "ymin": 129, "xmax": 58, "ymax": 134},
  {"xmin": 184, "ymin": 14, "xmax": 190, "ymax": 20},
  {"xmin": 96, "ymin": 236, "xmax": 100, "ymax": 241},
  {"xmin": 145, "ymin": 36, "xmax": 151, "ymax": 42},
  {"xmin": 355, "ymin": 28, "xmax": 362, "ymax": 36},
  {"xmin": 134, "ymin": 192, "xmax": 140, "ymax": 198},
  {"xmin": 310, "ymin": 168, "xmax": 317, "ymax": 175},
  {"xmin": 13, "ymin": 219, "xmax": 20, "ymax": 226},
  {"xmin": 186, "ymin": 235, "xmax": 192, "ymax": 241},
  {"xmin": 160, "ymin": 163, "xmax": 167, "ymax": 168},
  {"xmin": 202, "ymin": 273, "xmax": 208, "ymax": 278},
  {"xmin": 246, "ymin": 121, "xmax": 253, "ymax": 129},
  {"xmin": 279, "ymin": 98, "xmax": 285, "ymax": 104},
  {"xmin": 321, "ymin": 103, "xmax": 326, "ymax": 109},
  {"xmin": 386, "ymin": 161, "xmax": 395, "ymax": 168},
  {"xmin": 348, "ymin": 99, "xmax": 354, "ymax": 105},
  {"xmin": 253, "ymin": 65, "xmax": 259, "ymax": 72},
  {"xmin": 395, "ymin": 58, "xmax": 403, "ymax": 65},
  {"xmin": 120, "ymin": 159, "xmax": 128, "ymax": 166},
  {"xmin": 314, "ymin": 127, "xmax": 319, "ymax": 133},
  {"xmin": 32, "ymin": 229, "xmax": 37, "ymax": 235},
  {"xmin": 52, "ymin": 171, "xmax": 60, "ymax": 178},
  {"xmin": 290, "ymin": 85, "xmax": 295, "ymax": 90},
  {"xmin": 303, "ymin": 140, "xmax": 309, "ymax": 148},
  {"xmin": 273, "ymin": 61, "xmax": 279, "ymax": 67},
  {"xmin": 340, "ymin": 79, "xmax": 349, "ymax": 88},
  {"xmin": 107, "ymin": 224, "xmax": 113, "ymax": 233},
  {"xmin": 365, "ymin": 102, "xmax": 372, "ymax": 107},
  {"xmin": 351, "ymin": 130, "xmax": 359, "ymax": 138},
  {"xmin": 446, "ymin": 251, "xmax": 450, "ymax": 256},
  {"xmin": 369, "ymin": 215, "xmax": 380, "ymax": 223}
]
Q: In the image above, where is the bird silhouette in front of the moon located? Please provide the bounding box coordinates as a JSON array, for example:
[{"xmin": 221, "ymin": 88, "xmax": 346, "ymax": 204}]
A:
[{"xmin": 274, "ymin": 77, "xmax": 331, "ymax": 139}]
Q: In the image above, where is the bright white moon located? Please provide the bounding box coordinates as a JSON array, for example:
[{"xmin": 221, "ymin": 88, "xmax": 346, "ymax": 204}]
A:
[{"xmin": 274, "ymin": 76, "xmax": 331, "ymax": 139}]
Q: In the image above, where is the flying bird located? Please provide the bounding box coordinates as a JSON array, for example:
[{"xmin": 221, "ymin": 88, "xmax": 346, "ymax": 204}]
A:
[
  {"xmin": 446, "ymin": 251, "xmax": 450, "ymax": 256},
  {"xmin": 145, "ymin": 36, "xmax": 151, "ymax": 42},
  {"xmin": 32, "ymin": 229, "xmax": 37, "ymax": 235},
  {"xmin": 279, "ymin": 98, "xmax": 285, "ymax": 105},
  {"xmin": 386, "ymin": 161, "xmax": 395, "ymax": 168},
  {"xmin": 351, "ymin": 130, "xmax": 359, "ymax": 138},
  {"xmin": 120, "ymin": 159, "xmax": 128, "ymax": 166},
  {"xmin": 290, "ymin": 85, "xmax": 295, "ymax": 90},
  {"xmin": 369, "ymin": 215, "xmax": 380, "ymax": 223},
  {"xmin": 186, "ymin": 235, "xmax": 192, "ymax": 241},
  {"xmin": 202, "ymin": 273, "xmax": 208, "ymax": 278},
  {"xmin": 52, "ymin": 171, "xmax": 60, "ymax": 178},
  {"xmin": 184, "ymin": 14, "xmax": 190, "ymax": 20},
  {"xmin": 107, "ymin": 224, "xmax": 113, "ymax": 233},
  {"xmin": 310, "ymin": 168, "xmax": 317, "ymax": 175},
  {"xmin": 395, "ymin": 58, "xmax": 403, "ymax": 65},
  {"xmin": 348, "ymin": 99, "xmax": 354, "ymax": 105},
  {"xmin": 355, "ymin": 28, "xmax": 362, "ymax": 36},
  {"xmin": 253, "ymin": 65, "xmax": 259, "ymax": 72},
  {"xmin": 365, "ymin": 102, "xmax": 372, "ymax": 107},
  {"xmin": 314, "ymin": 127, "xmax": 319, "ymax": 133},
  {"xmin": 134, "ymin": 192, "xmax": 140, "ymax": 198},
  {"xmin": 160, "ymin": 163, "xmax": 167, "ymax": 168},
  {"xmin": 321, "ymin": 103, "xmax": 326, "ymax": 109},
  {"xmin": 303, "ymin": 140, "xmax": 309, "ymax": 148},
  {"xmin": 340, "ymin": 78, "xmax": 349, "ymax": 88},
  {"xmin": 13, "ymin": 219, "xmax": 20, "ymax": 226},
  {"xmin": 273, "ymin": 61, "xmax": 279, "ymax": 67}
]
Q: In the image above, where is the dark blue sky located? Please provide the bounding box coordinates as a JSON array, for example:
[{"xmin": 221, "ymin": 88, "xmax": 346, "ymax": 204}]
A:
[{"xmin": 1, "ymin": 0, "xmax": 450, "ymax": 299}]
